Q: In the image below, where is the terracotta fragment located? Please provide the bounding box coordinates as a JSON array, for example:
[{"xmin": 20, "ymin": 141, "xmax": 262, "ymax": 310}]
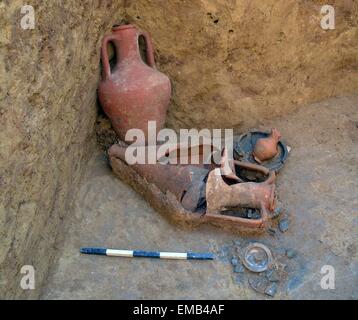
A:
[
  {"xmin": 205, "ymin": 168, "xmax": 276, "ymax": 229},
  {"xmin": 108, "ymin": 144, "xmax": 209, "ymax": 212}
]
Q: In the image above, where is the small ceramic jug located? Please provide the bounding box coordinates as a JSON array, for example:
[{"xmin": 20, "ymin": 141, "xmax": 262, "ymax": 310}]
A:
[{"xmin": 253, "ymin": 128, "xmax": 281, "ymax": 163}]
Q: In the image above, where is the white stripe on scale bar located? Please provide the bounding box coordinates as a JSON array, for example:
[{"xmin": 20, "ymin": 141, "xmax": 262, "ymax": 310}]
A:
[
  {"xmin": 159, "ymin": 252, "xmax": 188, "ymax": 259},
  {"xmin": 106, "ymin": 249, "xmax": 134, "ymax": 257}
]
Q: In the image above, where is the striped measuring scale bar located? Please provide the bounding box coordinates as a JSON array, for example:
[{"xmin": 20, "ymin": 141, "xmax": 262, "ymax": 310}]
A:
[{"xmin": 80, "ymin": 247, "xmax": 214, "ymax": 260}]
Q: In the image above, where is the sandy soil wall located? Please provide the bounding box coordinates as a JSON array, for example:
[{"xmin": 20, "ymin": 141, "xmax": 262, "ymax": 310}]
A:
[
  {"xmin": 0, "ymin": 0, "xmax": 125, "ymax": 298},
  {"xmin": 125, "ymin": 0, "xmax": 358, "ymax": 130}
]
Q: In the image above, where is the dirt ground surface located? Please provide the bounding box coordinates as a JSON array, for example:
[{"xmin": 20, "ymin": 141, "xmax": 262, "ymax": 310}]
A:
[{"xmin": 41, "ymin": 95, "xmax": 357, "ymax": 300}]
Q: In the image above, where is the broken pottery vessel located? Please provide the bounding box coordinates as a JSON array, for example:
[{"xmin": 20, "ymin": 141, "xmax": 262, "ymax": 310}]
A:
[
  {"xmin": 108, "ymin": 144, "xmax": 209, "ymax": 212},
  {"xmin": 206, "ymin": 168, "xmax": 275, "ymax": 229},
  {"xmin": 98, "ymin": 24, "xmax": 171, "ymax": 142},
  {"xmin": 253, "ymin": 128, "xmax": 281, "ymax": 163},
  {"xmin": 108, "ymin": 143, "xmax": 277, "ymax": 232}
]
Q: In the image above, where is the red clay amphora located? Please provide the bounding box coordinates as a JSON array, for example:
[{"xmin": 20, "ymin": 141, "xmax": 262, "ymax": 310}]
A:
[
  {"xmin": 98, "ymin": 25, "xmax": 171, "ymax": 142},
  {"xmin": 253, "ymin": 128, "xmax": 281, "ymax": 163}
]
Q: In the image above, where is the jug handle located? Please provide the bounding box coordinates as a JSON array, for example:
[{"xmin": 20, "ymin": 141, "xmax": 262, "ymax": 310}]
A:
[
  {"xmin": 101, "ymin": 35, "xmax": 116, "ymax": 80},
  {"xmin": 139, "ymin": 31, "xmax": 156, "ymax": 68}
]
